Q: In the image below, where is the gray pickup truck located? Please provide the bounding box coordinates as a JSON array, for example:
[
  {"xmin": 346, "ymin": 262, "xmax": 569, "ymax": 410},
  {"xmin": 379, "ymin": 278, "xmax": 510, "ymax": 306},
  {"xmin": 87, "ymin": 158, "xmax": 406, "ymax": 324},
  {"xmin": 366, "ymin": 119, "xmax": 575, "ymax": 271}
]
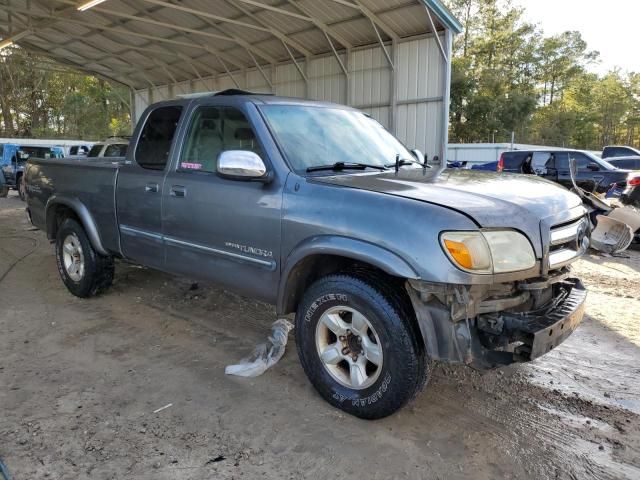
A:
[{"xmin": 25, "ymin": 91, "xmax": 589, "ymax": 419}]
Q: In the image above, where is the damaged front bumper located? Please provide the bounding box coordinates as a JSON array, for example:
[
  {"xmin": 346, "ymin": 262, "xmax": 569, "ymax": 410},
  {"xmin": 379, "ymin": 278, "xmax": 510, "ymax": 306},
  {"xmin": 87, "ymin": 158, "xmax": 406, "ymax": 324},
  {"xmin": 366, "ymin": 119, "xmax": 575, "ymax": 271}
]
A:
[{"xmin": 407, "ymin": 274, "xmax": 587, "ymax": 369}]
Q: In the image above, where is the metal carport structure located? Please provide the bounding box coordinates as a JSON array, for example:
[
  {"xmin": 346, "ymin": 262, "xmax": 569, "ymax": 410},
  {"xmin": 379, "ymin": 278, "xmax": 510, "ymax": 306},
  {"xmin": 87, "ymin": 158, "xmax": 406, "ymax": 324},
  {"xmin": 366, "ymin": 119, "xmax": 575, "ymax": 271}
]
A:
[{"xmin": 0, "ymin": 0, "xmax": 461, "ymax": 162}]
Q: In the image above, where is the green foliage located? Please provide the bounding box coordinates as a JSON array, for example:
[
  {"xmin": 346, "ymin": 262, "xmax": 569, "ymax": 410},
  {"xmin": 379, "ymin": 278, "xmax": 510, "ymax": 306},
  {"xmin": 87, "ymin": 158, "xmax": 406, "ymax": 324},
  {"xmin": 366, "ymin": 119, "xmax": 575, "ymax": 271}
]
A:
[
  {"xmin": 445, "ymin": 0, "xmax": 640, "ymax": 149},
  {"xmin": 0, "ymin": 47, "xmax": 131, "ymax": 140}
]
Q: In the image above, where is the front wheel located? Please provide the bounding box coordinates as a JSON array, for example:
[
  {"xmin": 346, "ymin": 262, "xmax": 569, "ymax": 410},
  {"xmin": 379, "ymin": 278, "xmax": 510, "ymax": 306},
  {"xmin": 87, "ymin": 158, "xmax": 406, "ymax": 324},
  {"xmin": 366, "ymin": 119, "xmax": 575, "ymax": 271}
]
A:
[
  {"xmin": 295, "ymin": 273, "xmax": 429, "ymax": 419},
  {"xmin": 55, "ymin": 218, "xmax": 114, "ymax": 298}
]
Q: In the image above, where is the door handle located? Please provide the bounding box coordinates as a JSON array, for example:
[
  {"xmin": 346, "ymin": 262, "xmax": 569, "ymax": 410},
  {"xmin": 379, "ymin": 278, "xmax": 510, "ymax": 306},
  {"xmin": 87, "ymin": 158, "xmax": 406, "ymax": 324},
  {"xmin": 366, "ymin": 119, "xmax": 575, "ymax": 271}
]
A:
[
  {"xmin": 170, "ymin": 185, "xmax": 186, "ymax": 198},
  {"xmin": 145, "ymin": 182, "xmax": 159, "ymax": 193}
]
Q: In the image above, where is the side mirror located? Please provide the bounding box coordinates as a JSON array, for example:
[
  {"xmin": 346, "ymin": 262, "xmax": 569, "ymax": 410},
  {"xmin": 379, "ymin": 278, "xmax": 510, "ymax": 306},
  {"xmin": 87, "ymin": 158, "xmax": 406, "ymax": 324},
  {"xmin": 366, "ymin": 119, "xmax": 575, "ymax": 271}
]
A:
[
  {"xmin": 217, "ymin": 150, "xmax": 270, "ymax": 182},
  {"xmin": 587, "ymin": 162, "xmax": 600, "ymax": 171}
]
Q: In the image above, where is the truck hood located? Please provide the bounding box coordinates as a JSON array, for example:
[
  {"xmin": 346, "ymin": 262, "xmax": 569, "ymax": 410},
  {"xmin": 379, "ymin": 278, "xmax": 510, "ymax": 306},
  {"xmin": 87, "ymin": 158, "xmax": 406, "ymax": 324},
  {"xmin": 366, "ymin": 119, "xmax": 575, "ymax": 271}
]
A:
[{"xmin": 312, "ymin": 169, "xmax": 584, "ymax": 253}]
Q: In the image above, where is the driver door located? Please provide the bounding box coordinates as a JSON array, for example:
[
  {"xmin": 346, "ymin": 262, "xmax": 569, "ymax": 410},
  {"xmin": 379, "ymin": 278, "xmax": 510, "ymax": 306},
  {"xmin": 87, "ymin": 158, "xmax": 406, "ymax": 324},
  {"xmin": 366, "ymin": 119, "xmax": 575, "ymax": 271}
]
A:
[{"xmin": 161, "ymin": 104, "xmax": 282, "ymax": 303}]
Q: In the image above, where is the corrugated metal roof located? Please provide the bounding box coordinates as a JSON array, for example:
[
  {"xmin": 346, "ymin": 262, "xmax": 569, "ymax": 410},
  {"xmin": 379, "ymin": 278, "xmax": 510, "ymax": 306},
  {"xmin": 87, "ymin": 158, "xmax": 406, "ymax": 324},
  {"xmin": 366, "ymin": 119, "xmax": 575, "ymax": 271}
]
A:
[{"xmin": 0, "ymin": 0, "xmax": 460, "ymax": 89}]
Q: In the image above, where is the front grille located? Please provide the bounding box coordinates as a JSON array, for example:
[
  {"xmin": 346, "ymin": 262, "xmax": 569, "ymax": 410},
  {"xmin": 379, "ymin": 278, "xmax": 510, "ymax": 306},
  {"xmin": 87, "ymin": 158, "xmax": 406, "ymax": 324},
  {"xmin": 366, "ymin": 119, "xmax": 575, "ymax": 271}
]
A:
[{"xmin": 548, "ymin": 216, "xmax": 589, "ymax": 270}]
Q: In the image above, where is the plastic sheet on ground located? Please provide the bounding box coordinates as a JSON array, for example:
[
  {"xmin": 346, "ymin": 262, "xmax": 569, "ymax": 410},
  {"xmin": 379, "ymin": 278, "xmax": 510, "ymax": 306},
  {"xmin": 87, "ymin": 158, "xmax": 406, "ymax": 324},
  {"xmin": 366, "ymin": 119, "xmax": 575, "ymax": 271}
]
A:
[{"xmin": 225, "ymin": 319, "xmax": 294, "ymax": 377}]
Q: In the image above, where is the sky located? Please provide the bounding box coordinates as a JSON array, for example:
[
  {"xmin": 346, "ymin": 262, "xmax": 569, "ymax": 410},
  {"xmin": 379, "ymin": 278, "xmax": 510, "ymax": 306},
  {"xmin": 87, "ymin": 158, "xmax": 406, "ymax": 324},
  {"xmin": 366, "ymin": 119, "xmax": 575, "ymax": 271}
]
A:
[{"xmin": 518, "ymin": 0, "xmax": 639, "ymax": 74}]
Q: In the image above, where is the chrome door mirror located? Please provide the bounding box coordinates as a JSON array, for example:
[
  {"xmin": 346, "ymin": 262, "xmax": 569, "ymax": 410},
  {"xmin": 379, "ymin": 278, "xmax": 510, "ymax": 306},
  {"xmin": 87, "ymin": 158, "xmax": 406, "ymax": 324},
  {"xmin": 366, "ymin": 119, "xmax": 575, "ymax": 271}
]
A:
[{"xmin": 217, "ymin": 150, "xmax": 270, "ymax": 182}]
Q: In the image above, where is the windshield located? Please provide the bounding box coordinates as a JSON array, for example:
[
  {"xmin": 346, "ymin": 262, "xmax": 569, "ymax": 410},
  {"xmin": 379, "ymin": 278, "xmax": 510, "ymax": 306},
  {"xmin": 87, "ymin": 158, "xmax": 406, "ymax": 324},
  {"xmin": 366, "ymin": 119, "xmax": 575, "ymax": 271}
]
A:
[
  {"xmin": 583, "ymin": 151, "xmax": 617, "ymax": 170},
  {"xmin": 261, "ymin": 105, "xmax": 414, "ymax": 174}
]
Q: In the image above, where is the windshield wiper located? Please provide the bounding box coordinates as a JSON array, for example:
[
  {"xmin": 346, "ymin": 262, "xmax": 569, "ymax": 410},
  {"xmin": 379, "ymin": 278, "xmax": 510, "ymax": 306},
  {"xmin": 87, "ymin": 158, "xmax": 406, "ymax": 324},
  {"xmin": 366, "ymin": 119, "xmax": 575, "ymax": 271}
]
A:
[
  {"xmin": 306, "ymin": 161, "xmax": 388, "ymax": 173},
  {"xmin": 385, "ymin": 156, "xmax": 424, "ymax": 171}
]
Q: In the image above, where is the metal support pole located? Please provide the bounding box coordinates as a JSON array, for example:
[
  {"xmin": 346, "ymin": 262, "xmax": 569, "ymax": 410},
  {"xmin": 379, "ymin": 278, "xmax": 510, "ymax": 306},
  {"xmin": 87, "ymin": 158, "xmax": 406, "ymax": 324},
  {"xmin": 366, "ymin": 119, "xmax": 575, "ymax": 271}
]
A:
[
  {"xmin": 129, "ymin": 87, "xmax": 137, "ymax": 127},
  {"xmin": 437, "ymin": 29, "xmax": 453, "ymax": 172},
  {"xmin": 390, "ymin": 40, "xmax": 398, "ymax": 134}
]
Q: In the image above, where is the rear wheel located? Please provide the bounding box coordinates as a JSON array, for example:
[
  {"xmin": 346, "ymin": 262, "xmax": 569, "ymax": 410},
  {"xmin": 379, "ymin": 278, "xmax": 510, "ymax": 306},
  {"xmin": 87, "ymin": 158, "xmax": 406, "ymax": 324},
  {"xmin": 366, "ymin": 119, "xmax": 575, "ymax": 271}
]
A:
[
  {"xmin": 55, "ymin": 218, "xmax": 114, "ymax": 298},
  {"xmin": 295, "ymin": 273, "xmax": 429, "ymax": 419},
  {"xmin": 0, "ymin": 186, "xmax": 8, "ymax": 198}
]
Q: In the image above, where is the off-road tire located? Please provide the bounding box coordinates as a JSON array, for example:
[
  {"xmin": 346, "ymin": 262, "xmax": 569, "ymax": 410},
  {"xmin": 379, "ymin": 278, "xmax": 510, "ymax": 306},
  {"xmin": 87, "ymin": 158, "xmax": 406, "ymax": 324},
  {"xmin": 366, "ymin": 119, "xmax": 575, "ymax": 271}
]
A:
[
  {"xmin": 55, "ymin": 218, "xmax": 114, "ymax": 298},
  {"xmin": 296, "ymin": 272, "xmax": 429, "ymax": 419}
]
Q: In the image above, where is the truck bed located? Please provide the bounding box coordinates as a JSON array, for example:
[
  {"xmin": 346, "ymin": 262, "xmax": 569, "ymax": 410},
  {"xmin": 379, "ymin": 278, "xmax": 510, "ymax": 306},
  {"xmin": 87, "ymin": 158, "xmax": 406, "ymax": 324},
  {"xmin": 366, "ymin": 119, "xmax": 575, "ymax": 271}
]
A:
[{"xmin": 25, "ymin": 157, "xmax": 123, "ymax": 253}]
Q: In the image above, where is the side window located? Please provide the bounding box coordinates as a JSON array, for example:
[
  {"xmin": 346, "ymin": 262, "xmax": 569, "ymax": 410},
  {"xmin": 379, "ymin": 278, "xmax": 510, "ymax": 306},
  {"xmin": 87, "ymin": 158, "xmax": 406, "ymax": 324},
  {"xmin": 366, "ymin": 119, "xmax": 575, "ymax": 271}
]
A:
[
  {"xmin": 179, "ymin": 106, "xmax": 262, "ymax": 173},
  {"xmin": 554, "ymin": 152, "xmax": 569, "ymax": 170},
  {"xmin": 135, "ymin": 106, "xmax": 183, "ymax": 170},
  {"xmin": 70, "ymin": 146, "xmax": 78, "ymax": 155},
  {"xmin": 504, "ymin": 152, "xmax": 527, "ymax": 170},
  {"xmin": 568, "ymin": 152, "xmax": 591, "ymax": 170},
  {"xmin": 531, "ymin": 152, "xmax": 553, "ymax": 174},
  {"xmin": 221, "ymin": 107, "xmax": 262, "ymax": 155},
  {"xmin": 87, "ymin": 144, "xmax": 102, "ymax": 158},
  {"xmin": 179, "ymin": 107, "xmax": 222, "ymax": 172}
]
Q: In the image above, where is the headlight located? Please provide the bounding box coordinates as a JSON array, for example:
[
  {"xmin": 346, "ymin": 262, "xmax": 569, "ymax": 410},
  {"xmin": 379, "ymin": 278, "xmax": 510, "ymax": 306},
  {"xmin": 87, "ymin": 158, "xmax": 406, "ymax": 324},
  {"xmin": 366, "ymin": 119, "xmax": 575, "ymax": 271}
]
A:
[{"xmin": 440, "ymin": 230, "xmax": 536, "ymax": 274}]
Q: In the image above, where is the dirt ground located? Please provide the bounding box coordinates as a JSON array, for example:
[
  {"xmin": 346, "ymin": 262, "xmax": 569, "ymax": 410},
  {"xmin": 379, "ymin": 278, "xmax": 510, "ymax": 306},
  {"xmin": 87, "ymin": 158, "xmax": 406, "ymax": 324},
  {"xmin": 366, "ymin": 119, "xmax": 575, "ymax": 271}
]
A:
[{"xmin": 1, "ymin": 192, "xmax": 639, "ymax": 480}]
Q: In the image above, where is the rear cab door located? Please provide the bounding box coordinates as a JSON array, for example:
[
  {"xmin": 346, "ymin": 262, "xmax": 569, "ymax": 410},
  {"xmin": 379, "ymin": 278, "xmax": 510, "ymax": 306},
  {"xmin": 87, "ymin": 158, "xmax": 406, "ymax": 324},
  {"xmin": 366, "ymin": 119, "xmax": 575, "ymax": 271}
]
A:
[
  {"xmin": 116, "ymin": 103, "xmax": 184, "ymax": 269},
  {"xmin": 161, "ymin": 97, "xmax": 284, "ymax": 303}
]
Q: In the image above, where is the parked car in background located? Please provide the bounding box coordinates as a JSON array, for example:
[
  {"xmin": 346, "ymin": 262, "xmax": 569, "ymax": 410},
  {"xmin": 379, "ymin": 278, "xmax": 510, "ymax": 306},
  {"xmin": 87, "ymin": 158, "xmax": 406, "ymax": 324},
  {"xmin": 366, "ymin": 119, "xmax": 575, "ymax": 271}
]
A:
[
  {"xmin": 606, "ymin": 156, "xmax": 640, "ymax": 170},
  {"xmin": 621, "ymin": 175, "xmax": 640, "ymax": 208},
  {"xmin": 0, "ymin": 144, "xmax": 55, "ymax": 200},
  {"xmin": 26, "ymin": 91, "xmax": 590, "ymax": 419},
  {"xmin": 68, "ymin": 145, "xmax": 91, "ymax": 156},
  {"xmin": 497, "ymin": 149, "xmax": 638, "ymax": 193},
  {"xmin": 602, "ymin": 145, "xmax": 640, "ymax": 159},
  {"xmin": 51, "ymin": 146, "xmax": 65, "ymax": 158},
  {"xmin": 86, "ymin": 138, "xmax": 129, "ymax": 159}
]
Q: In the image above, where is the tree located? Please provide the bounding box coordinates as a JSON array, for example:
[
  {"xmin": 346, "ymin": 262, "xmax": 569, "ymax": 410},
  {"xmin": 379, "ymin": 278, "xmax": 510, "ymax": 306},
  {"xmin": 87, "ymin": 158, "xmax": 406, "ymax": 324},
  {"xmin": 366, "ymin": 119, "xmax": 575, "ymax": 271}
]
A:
[{"xmin": 0, "ymin": 46, "xmax": 131, "ymax": 140}]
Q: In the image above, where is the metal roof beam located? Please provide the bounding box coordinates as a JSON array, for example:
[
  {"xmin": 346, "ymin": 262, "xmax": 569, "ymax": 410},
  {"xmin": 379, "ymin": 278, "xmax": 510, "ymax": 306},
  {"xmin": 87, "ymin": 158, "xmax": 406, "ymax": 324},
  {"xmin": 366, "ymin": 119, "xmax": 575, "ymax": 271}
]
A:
[
  {"xmin": 285, "ymin": 0, "xmax": 352, "ymax": 49},
  {"xmin": 4, "ymin": 8, "xmax": 179, "ymax": 86},
  {"xmin": 246, "ymin": 49, "xmax": 273, "ymax": 89},
  {"xmin": 0, "ymin": 33, "xmax": 138, "ymax": 89},
  {"xmin": 327, "ymin": 0, "xmax": 399, "ymax": 41},
  {"xmin": 424, "ymin": 4, "xmax": 447, "ymax": 60},
  {"xmin": 234, "ymin": 0, "xmax": 311, "ymax": 22},
  {"xmin": 3, "ymin": 4, "xmax": 243, "ymax": 71},
  {"xmin": 282, "ymin": 41, "xmax": 308, "ymax": 84},
  {"xmin": 322, "ymin": 30, "xmax": 349, "ymax": 78},
  {"xmin": 4, "ymin": 1, "xmax": 233, "ymax": 79},
  {"xmin": 224, "ymin": 0, "xmax": 312, "ymax": 57},
  {"xmin": 143, "ymin": 1, "xmax": 277, "ymax": 65},
  {"xmin": 56, "ymin": 0, "xmax": 277, "ymax": 64}
]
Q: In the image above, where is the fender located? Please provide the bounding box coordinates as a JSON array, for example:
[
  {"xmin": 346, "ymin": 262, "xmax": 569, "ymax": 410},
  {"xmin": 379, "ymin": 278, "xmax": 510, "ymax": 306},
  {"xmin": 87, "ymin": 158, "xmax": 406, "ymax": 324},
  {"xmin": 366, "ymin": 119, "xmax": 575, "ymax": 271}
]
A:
[
  {"xmin": 277, "ymin": 235, "xmax": 420, "ymax": 314},
  {"xmin": 45, "ymin": 195, "xmax": 109, "ymax": 256}
]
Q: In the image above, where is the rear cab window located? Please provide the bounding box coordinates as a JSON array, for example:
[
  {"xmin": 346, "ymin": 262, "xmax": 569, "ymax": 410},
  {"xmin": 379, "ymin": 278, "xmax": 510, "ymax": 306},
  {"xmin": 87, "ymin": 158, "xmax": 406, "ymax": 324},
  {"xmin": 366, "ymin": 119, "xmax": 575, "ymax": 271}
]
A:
[{"xmin": 135, "ymin": 105, "xmax": 183, "ymax": 170}]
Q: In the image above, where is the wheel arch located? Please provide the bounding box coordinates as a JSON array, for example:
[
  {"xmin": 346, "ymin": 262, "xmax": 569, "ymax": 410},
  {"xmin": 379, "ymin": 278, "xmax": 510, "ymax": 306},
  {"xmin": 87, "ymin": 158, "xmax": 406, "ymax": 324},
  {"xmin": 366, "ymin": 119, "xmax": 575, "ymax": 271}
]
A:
[
  {"xmin": 45, "ymin": 196, "xmax": 109, "ymax": 256},
  {"xmin": 277, "ymin": 236, "xmax": 420, "ymax": 315}
]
